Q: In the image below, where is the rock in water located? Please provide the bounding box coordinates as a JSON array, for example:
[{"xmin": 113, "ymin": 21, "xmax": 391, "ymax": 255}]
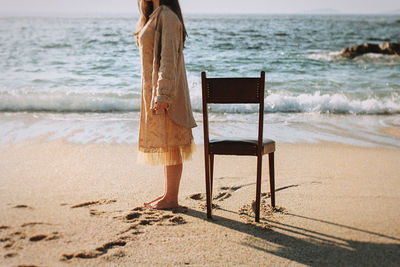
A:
[
  {"xmin": 340, "ymin": 43, "xmax": 380, "ymax": 59},
  {"xmin": 379, "ymin": 42, "xmax": 400, "ymax": 56},
  {"xmin": 340, "ymin": 42, "xmax": 400, "ymax": 59}
]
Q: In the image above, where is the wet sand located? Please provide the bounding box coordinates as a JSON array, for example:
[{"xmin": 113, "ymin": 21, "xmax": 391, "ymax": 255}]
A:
[
  {"xmin": 381, "ymin": 126, "xmax": 400, "ymax": 139},
  {"xmin": 1, "ymin": 139, "xmax": 400, "ymax": 266}
]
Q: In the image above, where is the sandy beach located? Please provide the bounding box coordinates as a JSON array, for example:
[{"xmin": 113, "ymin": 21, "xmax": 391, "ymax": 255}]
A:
[
  {"xmin": 1, "ymin": 4, "xmax": 400, "ymax": 266},
  {"xmin": 1, "ymin": 138, "xmax": 399, "ymax": 266}
]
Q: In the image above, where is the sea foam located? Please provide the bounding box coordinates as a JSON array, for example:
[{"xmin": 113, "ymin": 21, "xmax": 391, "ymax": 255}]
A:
[
  {"xmin": 0, "ymin": 90, "xmax": 140, "ymax": 113},
  {"xmin": 1, "ymin": 89, "xmax": 398, "ymax": 115},
  {"xmin": 265, "ymin": 91, "xmax": 400, "ymax": 114}
]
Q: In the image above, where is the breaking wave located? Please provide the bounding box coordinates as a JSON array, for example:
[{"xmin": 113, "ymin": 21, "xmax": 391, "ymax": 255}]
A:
[{"xmin": 1, "ymin": 89, "xmax": 398, "ymax": 115}]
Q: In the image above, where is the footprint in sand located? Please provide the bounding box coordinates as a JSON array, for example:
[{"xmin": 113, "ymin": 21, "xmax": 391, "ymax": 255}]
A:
[
  {"xmin": 21, "ymin": 222, "xmax": 52, "ymax": 227},
  {"xmin": 60, "ymin": 240, "xmax": 127, "ymax": 261},
  {"xmin": 89, "ymin": 209, "xmax": 106, "ymax": 216},
  {"xmin": 28, "ymin": 232, "xmax": 61, "ymax": 242},
  {"xmin": 29, "ymin": 234, "xmax": 47, "ymax": 242},
  {"xmin": 2, "ymin": 240, "xmax": 15, "ymax": 249},
  {"xmin": 70, "ymin": 199, "xmax": 117, "ymax": 209},
  {"xmin": 187, "ymin": 193, "xmax": 219, "ymax": 210},
  {"xmin": 188, "ymin": 193, "xmax": 205, "ymax": 201},
  {"xmin": 188, "ymin": 185, "xmax": 244, "ymax": 210},
  {"xmin": 69, "ymin": 199, "xmax": 117, "ymax": 217},
  {"xmin": 189, "ymin": 185, "xmax": 243, "ymax": 202},
  {"xmin": 261, "ymin": 192, "xmax": 271, "ymax": 198},
  {"xmin": 214, "ymin": 185, "xmax": 242, "ymax": 201},
  {"xmin": 1, "ymin": 221, "xmax": 62, "ymax": 259},
  {"xmin": 1, "ymin": 228, "xmax": 16, "ymax": 249},
  {"xmin": 60, "ymin": 206, "xmax": 188, "ymax": 262},
  {"xmin": 121, "ymin": 206, "xmax": 187, "ymax": 230},
  {"xmin": 4, "ymin": 252, "xmax": 18, "ymax": 258},
  {"xmin": 12, "ymin": 204, "xmax": 33, "ymax": 209},
  {"xmin": 0, "ymin": 237, "xmax": 11, "ymax": 242},
  {"xmin": 1, "ymin": 229, "xmax": 27, "ymax": 251},
  {"xmin": 238, "ymin": 199, "xmax": 287, "ymax": 227},
  {"xmin": 3, "ymin": 231, "xmax": 61, "ymax": 247}
]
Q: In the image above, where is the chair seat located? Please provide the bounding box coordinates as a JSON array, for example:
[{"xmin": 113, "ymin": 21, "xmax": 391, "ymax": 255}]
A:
[{"xmin": 209, "ymin": 138, "xmax": 275, "ymax": 156}]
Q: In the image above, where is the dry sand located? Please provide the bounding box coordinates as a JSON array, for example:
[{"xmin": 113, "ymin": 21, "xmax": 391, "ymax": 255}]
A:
[{"xmin": 1, "ymin": 138, "xmax": 400, "ymax": 266}]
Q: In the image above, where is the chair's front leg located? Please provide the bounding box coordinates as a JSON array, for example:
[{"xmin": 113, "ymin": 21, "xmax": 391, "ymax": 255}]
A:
[
  {"xmin": 204, "ymin": 153, "xmax": 213, "ymax": 219},
  {"xmin": 255, "ymin": 154, "xmax": 262, "ymax": 222}
]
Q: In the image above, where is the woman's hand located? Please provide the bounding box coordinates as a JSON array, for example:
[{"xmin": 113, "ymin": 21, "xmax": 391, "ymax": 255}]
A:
[{"xmin": 153, "ymin": 102, "xmax": 169, "ymax": 111}]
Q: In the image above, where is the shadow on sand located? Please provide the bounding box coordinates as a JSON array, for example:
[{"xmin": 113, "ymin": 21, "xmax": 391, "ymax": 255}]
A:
[{"xmin": 182, "ymin": 207, "xmax": 400, "ymax": 266}]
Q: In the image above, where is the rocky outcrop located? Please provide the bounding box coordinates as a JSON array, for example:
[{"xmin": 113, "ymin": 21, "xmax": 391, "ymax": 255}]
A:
[
  {"xmin": 379, "ymin": 42, "xmax": 400, "ymax": 55},
  {"xmin": 340, "ymin": 42, "xmax": 400, "ymax": 59}
]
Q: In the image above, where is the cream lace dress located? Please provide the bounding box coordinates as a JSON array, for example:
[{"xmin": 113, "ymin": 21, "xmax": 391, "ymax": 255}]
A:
[{"xmin": 137, "ymin": 9, "xmax": 195, "ymax": 166}]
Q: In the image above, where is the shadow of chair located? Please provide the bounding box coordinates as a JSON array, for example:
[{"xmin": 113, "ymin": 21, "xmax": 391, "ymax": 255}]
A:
[
  {"xmin": 201, "ymin": 71, "xmax": 276, "ymax": 222},
  {"xmin": 180, "ymin": 207, "xmax": 400, "ymax": 266}
]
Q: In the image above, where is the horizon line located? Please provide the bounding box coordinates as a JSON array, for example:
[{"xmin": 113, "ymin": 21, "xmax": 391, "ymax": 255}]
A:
[{"xmin": 1, "ymin": 11, "xmax": 400, "ymax": 17}]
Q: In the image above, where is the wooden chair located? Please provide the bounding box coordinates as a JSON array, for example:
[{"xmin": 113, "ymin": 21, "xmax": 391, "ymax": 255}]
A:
[{"xmin": 201, "ymin": 71, "xmax": 276, "ymax": 222}]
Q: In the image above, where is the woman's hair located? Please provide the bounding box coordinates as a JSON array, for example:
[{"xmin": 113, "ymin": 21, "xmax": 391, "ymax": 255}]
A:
[{"xmin": 134, "ymin": 0, "xmax": 188, "ymax": 45}]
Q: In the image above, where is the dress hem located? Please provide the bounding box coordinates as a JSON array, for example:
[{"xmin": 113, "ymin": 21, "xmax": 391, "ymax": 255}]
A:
[{"xmin": 137, "ymin": 140, "xmax": 195, "ymax": 166}]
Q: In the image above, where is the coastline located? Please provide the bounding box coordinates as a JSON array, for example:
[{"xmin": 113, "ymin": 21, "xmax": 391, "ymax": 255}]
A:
[
  {"xmin": 1, "ymin": 112, "xmax": 400, "ymax": 149},
  {"xmin": 1, "ymin": 138, "xmax": 399, "ymax": 266}
]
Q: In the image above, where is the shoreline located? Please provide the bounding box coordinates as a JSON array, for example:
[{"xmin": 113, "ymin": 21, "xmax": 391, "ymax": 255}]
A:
[
  {"xmin": 0, "ymin": 111, "xmax": 399, "ymax": 149},
  {"xmin": 1, "ymin": 138, "xmax": 399, "ymax": 265}
]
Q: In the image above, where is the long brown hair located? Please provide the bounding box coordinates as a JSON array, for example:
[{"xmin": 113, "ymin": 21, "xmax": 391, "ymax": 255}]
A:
[{"xmin": 134, "ymin": 0, "xmax": 188, "ymax": 45}]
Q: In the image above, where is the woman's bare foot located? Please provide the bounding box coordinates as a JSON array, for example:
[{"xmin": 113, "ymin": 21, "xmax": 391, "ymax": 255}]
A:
[
  {"xmin": 144, "ymin": 195, "xmax": 165, "ymax": 207},
  {"xmin": 146, "ymin": 197, "xmax": 179, "ymax": 210}
]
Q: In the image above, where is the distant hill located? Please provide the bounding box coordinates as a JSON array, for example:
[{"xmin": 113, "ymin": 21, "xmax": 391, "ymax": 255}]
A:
[{"xmin": 299, "ymin": 8, "xmax": 342, "ymax": 14}]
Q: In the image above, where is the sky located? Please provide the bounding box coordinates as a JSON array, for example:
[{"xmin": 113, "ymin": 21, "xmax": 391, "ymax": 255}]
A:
[{"xmin": 1, "ymin": 0, "xmax": 400, "ymax": 15}]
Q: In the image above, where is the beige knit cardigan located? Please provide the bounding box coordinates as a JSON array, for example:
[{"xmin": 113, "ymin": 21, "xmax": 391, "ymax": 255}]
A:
[{"xmin": 148, "ymin": 5, "xmax": 197, "ymax": 129}]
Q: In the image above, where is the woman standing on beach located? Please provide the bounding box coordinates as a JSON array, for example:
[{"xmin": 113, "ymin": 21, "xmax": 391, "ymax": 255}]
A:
[{"xmin": 134, "ymin": 0, "xmax": 196, "ymax": 209}]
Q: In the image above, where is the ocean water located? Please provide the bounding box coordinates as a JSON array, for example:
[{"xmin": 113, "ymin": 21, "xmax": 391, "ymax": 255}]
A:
[{"xmin": 0, "ymin": 14, "xmax": 399, "ymax": 147}]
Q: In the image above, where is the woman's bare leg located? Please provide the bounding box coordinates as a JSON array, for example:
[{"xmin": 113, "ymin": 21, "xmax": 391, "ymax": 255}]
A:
[{"xmin": 146, "ymin": 163, "xmax": 183, "ymax": 209}]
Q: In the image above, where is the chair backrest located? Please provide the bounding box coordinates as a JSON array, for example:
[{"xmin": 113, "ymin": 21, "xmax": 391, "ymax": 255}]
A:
[{"xmin": 201, "ymin": 71, "xmax": 266, "ymax": 150}]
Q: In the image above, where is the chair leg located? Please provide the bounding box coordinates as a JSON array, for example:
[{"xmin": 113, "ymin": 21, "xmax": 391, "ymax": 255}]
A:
[
  {"xmin": 269, "ymin": 152, "xmax": 275, "ymax": 208},
  {"xmin": 210, "ymin": 154, "xmax": 214, "ymax": 196},
  {"xmin": 204, "ymin": 153, "xmax": 212, "ymax": 219},
  {"xmin": 255, "ymin": 154, "xmax": 262, "ymax": 222}
]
